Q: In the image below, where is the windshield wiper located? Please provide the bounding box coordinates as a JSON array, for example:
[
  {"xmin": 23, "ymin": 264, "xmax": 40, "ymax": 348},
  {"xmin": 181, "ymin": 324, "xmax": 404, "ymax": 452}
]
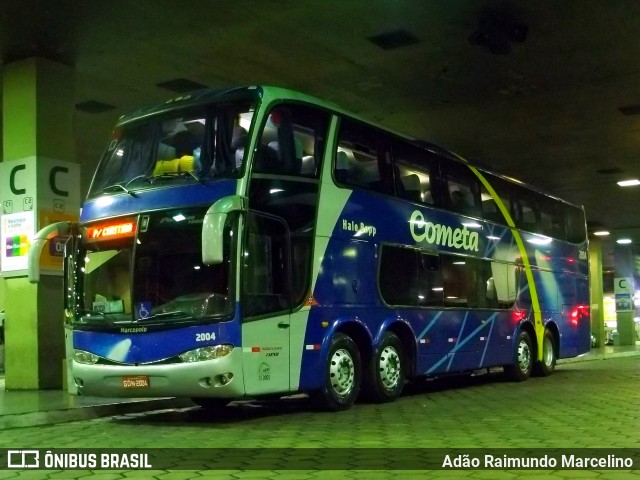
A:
[
  {"xmin": 100, "ymin": 182, "xmax": 138, "ymax": 197},
  {"xmin": 100, "ymin": 175, "xmax": 155, "ymax": 196},
  {"xmin": 76, "ymin": 309, "xmax": 115, "ymax": 327},
  {"xmin": 138, "ymin": 311, "xmax": 191, "ymax": 322},
  {"xmin": 152, "ymin": 171, "xmax": 204, "ymax": 184}
]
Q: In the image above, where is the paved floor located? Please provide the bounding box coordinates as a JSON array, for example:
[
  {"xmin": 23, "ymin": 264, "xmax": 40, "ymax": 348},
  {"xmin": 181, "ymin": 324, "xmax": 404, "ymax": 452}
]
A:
[
  {"xmin": 0, "ymin": 344, "xmax": 638, "ymax": 429},
  {"xmin": 0, "ymin": 345, "xmax": 638, "ymax": 479}
]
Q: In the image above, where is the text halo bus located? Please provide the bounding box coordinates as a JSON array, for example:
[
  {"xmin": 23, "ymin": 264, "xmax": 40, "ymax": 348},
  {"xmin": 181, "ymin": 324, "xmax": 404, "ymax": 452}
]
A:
[{"xmin": 28, "ymin": 85, "xmax": 590, "ymax": 411}]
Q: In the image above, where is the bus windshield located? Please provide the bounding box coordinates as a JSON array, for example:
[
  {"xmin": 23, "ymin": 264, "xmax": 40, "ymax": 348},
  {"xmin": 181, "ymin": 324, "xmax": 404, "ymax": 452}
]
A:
[
  {"xmin": 74, "ymin": 208, "xmax": 235, "ymax": 328},
  {"xmin": 88, "ymin": 98, "xmax": 256, "ymax": 198}
]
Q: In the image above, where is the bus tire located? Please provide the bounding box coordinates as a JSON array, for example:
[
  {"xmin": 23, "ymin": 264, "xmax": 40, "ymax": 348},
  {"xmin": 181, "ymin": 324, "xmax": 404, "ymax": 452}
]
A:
[
  {"xmin": 362, "ymin": 332, "xmax": 405, "ymax": 403},
  {"xmin": 315, "ymin": 333, "xmax": 361, "ymax": 411},
  {"xmin": 533, "ymin": 329, "xmax": 556, "ymax": 377},
  {"xmin": 191, "ymin": 397, "xmax": 230, "ymax": 410},
  {"xmin": 504, "ymin": 330, "xmax": 533, "ymax": 382}
]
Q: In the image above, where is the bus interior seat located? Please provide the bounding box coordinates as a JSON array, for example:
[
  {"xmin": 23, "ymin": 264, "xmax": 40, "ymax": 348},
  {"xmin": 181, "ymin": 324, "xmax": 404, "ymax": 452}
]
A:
[
  {"xmin": 335, "ymin": 151, "xmax": 351, "ymax": 183},
  {"xmin": 268, "ymin": 139, "xmax": 303, "ymax": 174},
  {"xmin": 254, "ymin": 143, "xmax": 280, "ymax": 173},
  {"xmin": 400, "ymin": 174, "xmax": 422, "ymax": 203},
  {"xmin": 300, "ymin": 155, "xmax": 316, "ymax": 176},
  {"xmin": 231, "ymin": 126, "xmax": 248, "ymax": 169}
]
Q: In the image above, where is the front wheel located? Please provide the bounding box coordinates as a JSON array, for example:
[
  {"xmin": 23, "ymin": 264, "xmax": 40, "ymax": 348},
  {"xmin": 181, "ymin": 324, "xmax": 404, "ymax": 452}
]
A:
[
  {"xmin": 314, "ymin": 333, "xmax": 361, "ymax": 411},
  {"xmin": 533, "ymin": 329, "xmax": 557, "ymax": 377},
  {"xmin": 361, "ymin": 332, "xmax": 405, "ymax": 403},
  {"xmin": 504, "ymin": 330, "xmax": 533, "ymax": 381}
]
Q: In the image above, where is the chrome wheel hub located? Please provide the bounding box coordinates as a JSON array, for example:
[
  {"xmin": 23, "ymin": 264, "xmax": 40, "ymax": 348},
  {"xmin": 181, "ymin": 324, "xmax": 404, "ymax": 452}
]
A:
[{"xmin": 329, "ymin": 348, "xmax": 355, "ymax": 397}]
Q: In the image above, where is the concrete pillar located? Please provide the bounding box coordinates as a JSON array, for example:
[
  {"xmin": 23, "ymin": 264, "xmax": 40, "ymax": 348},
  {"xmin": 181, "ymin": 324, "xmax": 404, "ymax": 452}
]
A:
[
  {"xmin": 613, "ymin": 242, "xmax": 636, "ymax": 346},
  {"xmin": 589, "ymin": 238, "xmax": 605, "ymax": 348},
  {"xmin": 1, "ymin": 57, "xmax": 78, "ymax": 389}
]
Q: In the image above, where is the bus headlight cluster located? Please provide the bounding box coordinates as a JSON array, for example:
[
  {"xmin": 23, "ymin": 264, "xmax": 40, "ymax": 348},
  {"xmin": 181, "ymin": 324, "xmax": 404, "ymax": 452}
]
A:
[
  {"xmin": 73, "ymin": 350, "xmax": 100, "ymax": 365},
  {"xmin": 179, "ymin": 345, "xmax": 234, "ymax": 363}
]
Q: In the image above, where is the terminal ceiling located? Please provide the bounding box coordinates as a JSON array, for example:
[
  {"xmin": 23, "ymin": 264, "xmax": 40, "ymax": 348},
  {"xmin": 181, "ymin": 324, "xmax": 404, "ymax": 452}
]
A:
[{"xmin": 2, "ymin": 0, "xmax": 640, "ymax": 268}]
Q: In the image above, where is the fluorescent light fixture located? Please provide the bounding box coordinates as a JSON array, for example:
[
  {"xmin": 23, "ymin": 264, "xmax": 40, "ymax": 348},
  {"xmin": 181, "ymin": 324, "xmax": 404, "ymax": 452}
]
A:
[
  {"xmin": 617, "ymin": 179, "xmax": 640, "ymax": 187},
  {"xmin": 593, "ymin": 230, "xmax": 610, "ymax": 236},
  {"xmin": 462, "ymin": 221, "xmax": 482, "ymax": 229},
  {"xmin": 616, "ymin": 238, "xmax": 632, "ymax": 244},
  {"xmin": 452, "ymin": 261, "xmax": 466, "ymax": 265},
  {"xmin": 432, "ymin": 287, "xmax": 444, "ymax": 292},
  {"xmin": 527, "ymin": 235, "xmax": 552, "ymax": 245}
]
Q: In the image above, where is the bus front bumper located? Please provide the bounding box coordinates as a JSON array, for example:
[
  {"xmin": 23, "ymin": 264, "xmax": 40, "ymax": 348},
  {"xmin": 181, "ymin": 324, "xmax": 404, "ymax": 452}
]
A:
[{"xmin": 72, "ymin": 348, "xmax": 245, "ymax": 398}]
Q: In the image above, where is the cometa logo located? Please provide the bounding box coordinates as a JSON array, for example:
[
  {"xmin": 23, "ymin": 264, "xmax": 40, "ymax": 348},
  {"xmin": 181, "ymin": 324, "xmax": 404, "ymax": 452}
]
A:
[{"xmin": 409, "ymin": 210, "xmax": 479, "ymax": 252}]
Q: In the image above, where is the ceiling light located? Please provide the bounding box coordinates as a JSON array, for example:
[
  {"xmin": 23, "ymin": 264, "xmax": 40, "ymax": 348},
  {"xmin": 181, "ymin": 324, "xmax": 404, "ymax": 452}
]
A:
[
  {"xmin": 367, "ymin": 29, "xmax": 420, "ymax": 50},
  {"xmin": 527, "ymin": 235, "xmax": 552, "ymax": 245},
  {"xmin": 617, "ymin": 179, "xmax": 640, "ymax": 187},
  {"xmin": 616, "ymin": 238, "xmax": 632, "ymax": 244},
  {"xmin": 593, "ymin": 231, "xmax": 610, "ymax": 236}
]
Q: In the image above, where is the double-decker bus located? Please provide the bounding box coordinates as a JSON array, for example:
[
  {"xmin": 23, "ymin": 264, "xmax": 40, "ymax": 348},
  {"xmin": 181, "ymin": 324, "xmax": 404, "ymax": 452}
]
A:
[{"xmin": 29, "ymin": 86, "xmax": 590, "ymax": 411}]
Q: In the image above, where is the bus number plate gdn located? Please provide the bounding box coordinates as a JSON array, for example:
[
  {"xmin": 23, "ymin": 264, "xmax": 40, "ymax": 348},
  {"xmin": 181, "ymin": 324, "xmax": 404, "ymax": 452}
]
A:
[{"xmin": 122, "ymin": 375, "xmax": 150, "ymax": 389}]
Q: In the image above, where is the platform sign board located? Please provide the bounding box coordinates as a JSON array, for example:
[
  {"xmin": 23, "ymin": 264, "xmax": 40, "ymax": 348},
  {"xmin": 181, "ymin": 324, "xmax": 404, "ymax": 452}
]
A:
[
  {"xmin": 0, "ymin": 157, "xmax": 80, "ymax": 277},
  {"xmin": 1, "ymin": 211, "xmax": 35, "ymax": 273},
  {"xmin": 614, "ymin": 277, "xmax": 634, "ymax": 312}
]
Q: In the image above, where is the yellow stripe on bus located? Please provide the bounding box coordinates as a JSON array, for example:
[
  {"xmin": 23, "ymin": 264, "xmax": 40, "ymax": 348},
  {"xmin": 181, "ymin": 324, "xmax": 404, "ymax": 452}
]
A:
[{"xmin": 468, "ymin": 165, "xmax": 544, "ymax": 360}]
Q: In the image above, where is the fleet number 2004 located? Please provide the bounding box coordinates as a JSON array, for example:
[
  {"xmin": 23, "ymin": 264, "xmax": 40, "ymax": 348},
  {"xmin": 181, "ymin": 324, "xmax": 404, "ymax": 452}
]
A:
[{"xmin": 196, "ymin": 332, "xmax": 216, "ymax": 341}]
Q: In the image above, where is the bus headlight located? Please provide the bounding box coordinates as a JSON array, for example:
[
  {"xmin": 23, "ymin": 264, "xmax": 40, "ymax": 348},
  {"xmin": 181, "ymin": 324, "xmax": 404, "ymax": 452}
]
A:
[
  {"xmin": 179, "ymin": 345, "xmax": 234, "ymax": 363},
  {"xmin": 74, "ymin": 350, "xmax": 100, "ymax": 365}
]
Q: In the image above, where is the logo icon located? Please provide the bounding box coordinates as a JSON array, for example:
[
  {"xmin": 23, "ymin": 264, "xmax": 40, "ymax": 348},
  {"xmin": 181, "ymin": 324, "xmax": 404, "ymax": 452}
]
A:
[{"xmin": 8, "ymin": 450, "xmax": 39, "ymax": 468}]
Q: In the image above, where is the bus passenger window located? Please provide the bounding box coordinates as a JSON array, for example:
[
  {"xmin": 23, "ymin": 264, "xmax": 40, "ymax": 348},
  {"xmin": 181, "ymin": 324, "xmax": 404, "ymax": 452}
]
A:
[
  {"xmin": 391, "ymin": 139, "xmax": 438, "ymax": 205},
  {"xmin": 442, "ymin": 256, "xmax": 468, "ymax": 307},
  {"xmin": 335, "ymin": 117, "xmax": 393, "ymax": 194},
  {"xmin": 254, "ymin": 104, "xmax": 329, "ymax": 177},
  {"xmin": 379, "ymin": 246, "xmax": 443, "ymax": 307}
]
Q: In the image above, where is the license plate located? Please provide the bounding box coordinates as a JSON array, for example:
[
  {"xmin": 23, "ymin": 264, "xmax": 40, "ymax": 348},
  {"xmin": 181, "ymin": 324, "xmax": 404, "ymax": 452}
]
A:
[{"xmin": 122, "ymin": 375, "xmax": 150, "ymax": 389}]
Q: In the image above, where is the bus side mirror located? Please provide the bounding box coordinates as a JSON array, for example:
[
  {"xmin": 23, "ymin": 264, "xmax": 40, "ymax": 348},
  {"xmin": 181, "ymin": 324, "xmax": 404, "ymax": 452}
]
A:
[
  {"xmin": 202, "ymin": 195, "xmax": 246, "ymax": 265},
  {"xmin": 28, "ymin": 221, "xmax": 72, "ymax": 284}
]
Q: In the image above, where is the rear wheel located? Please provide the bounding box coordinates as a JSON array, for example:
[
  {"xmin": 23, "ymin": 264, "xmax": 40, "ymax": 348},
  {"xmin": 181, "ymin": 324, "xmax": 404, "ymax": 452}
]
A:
[
  {"xmin": 314, "ymin": 333, "xmax": 361, "ymax": 411},
  {"xmin": 504, "ymin": 330, "xmax": 533, "ymax": 381},
  {"xmin": 362, "ymin": 332, "xmax": 405, "ymax": 403},
  {"xmin": 533, "ymin": 329, "xmax": 557, "ymax": 377}
]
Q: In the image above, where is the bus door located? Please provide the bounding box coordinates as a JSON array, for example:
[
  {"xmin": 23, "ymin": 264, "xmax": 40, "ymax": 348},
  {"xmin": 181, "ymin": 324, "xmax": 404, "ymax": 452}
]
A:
[{"xmin": 241, "ymin": 211, "xmax": 292, "ymax": 395}]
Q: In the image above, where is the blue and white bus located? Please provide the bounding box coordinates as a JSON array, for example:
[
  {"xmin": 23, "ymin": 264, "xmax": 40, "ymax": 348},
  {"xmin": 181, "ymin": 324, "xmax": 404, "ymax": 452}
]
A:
[{"xmin": 29, "ymin": 86, "xmax": 590, "ymax": 410}]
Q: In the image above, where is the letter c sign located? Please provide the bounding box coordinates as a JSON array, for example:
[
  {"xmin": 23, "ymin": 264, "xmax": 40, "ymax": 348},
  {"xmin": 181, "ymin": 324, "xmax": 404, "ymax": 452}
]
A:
[
  {"xmin": 50, "ymin": 166, "xmax": 69, "ymax": 197},
  {"xmin": 618, "ymin": 279, "xmax": 627, "ymax": 290},
  {"xmin": 9, "ymin": 164, "xmax": 26, "ymax": 195}
]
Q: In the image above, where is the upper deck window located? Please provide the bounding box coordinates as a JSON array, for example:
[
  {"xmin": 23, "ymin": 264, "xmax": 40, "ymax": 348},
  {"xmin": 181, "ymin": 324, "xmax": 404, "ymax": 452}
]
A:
[{"xmin": 88, "ymin": 99, "xmax": 255, "ymax": 198}]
